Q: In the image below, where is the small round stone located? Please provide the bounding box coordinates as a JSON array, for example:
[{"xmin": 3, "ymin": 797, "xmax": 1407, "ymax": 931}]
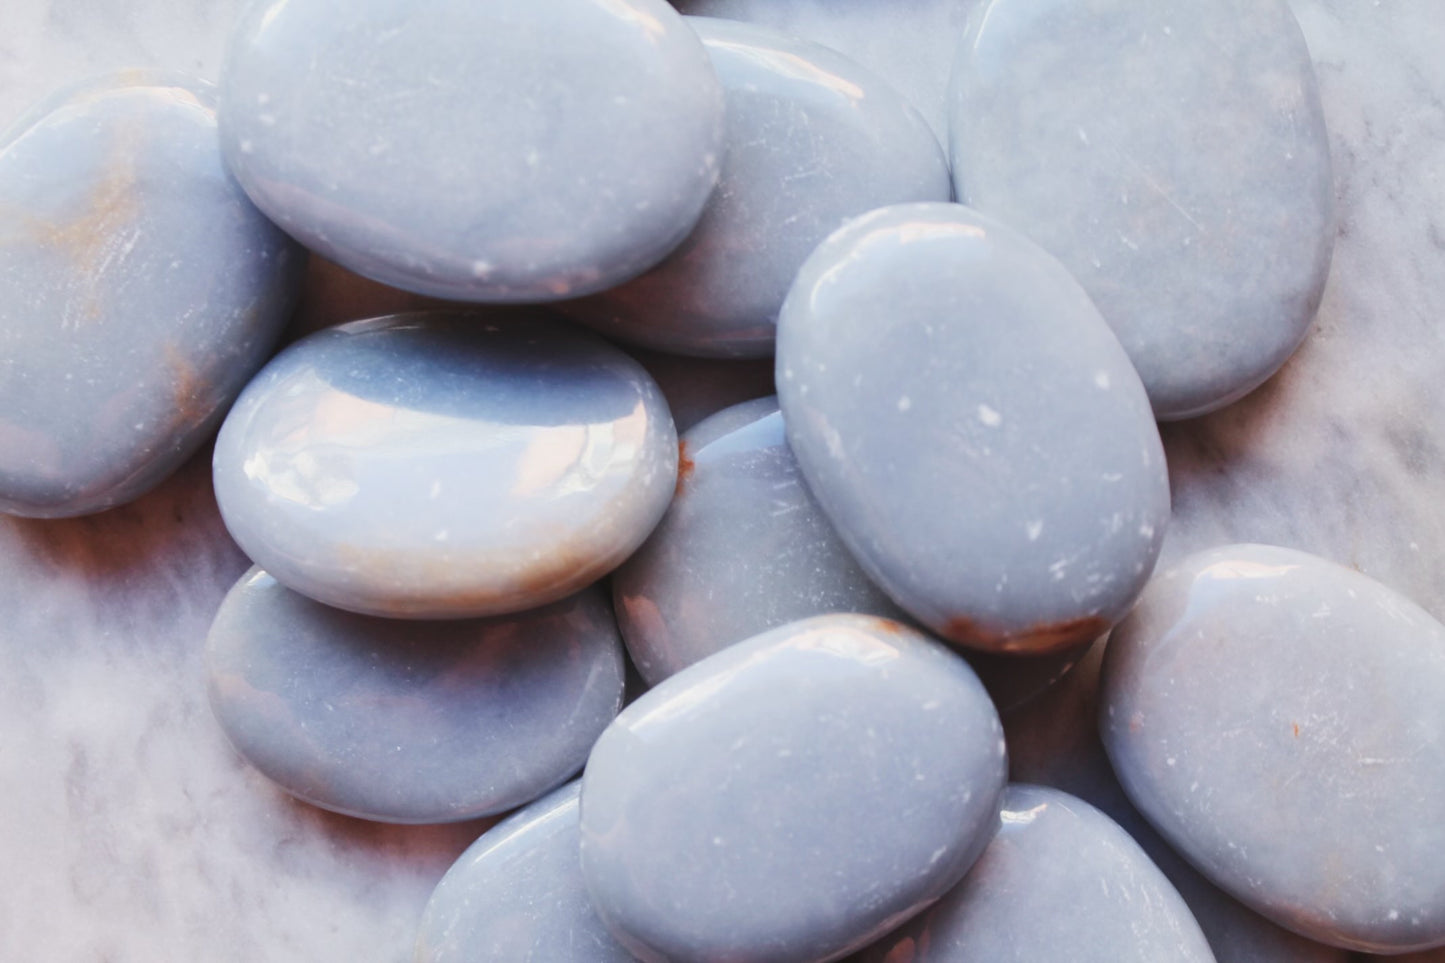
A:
[
  {"xmin": 562, "ymin": 15, "xmax": 951, "ymax": 357},
  {"xmin": 613, "ymin": 396, "xmax": 904, "ymax": 686},
  {"xmin": 580, "ymin": 613, "xmax": 1007, "ymax": 963},
  {"xmin": 777, "ymin": 202, "xmax": 1169, "ymax": 655},
  {"xmin": 206, "ymin": 569, "xmax": 625, "ymax": 824},
  {"xmin": 212, "ymin": 312, "xmax": 676, "ymax": 619},
  {"xmin": 950, "ymin": 0, "xmax": 1334, "ymax": 420},
  {"xmin": 1101, "ymin": 544, "xmax": 1445, "ymax": 954},
  {"xmin": 414, "ymin": 782, "xmax": 633, "ymax": 962},
  {"xmin": 856, "ymin": 785, "xmax": 1215, "ymax": 963},
  {"xmin": 219, "ymin": 0, "xmax": 724, "ymax": 302},
  {"xmin": 0, "ymin": 72, "xmax": 304, "ymax": 518}
]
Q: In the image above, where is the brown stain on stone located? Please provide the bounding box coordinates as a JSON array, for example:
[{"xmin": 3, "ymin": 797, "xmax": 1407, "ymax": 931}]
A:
[
  {"xmin": 1293, "ymin": 722, "xmax": 1301, "ymax": 738},
  {"xmin": 674, "ymin": 439, "xmax": 694, "ymax": 496},
  {"xmin": 940, "ymin": 614, "xmax": 1109, "ymax": 656},
  {"xmin": 163, "ymin": 344, "xmax": 211, "ymax": 427}
]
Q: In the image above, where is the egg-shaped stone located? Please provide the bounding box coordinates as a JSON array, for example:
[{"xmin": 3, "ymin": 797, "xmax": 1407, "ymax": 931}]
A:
[
  {"xmin": 206, "ymin": 569, "xmax": 625, "ymax": 824},
  {"xmin": 579, "ymin": 613, "xmax": 1007, "ymax": 963},
  {"xmin": 561, "ymin": 16, "xmax": 951, "ymax": 357},
  {"xmin": 1101, "ymin": 544, "xmax": 1445, "ymax": 954},
  {"xmin": 212, "ymin": 312, "xmax": 676, "ymax": 619},
  {"xmin": 777, "ymin": 203, "xmax": 1169, "ymax": 655},
  {"xmin": 613, "ymin": 396, "xmax": 903, "ymax": 685},
  {"xmin": 856, "ymin": 785, "xmax": 1215, "ymax": 963},
  {"xmin": 0, "ymin": 72, "xmax": 304, "ymax": 518},
  {"xmin": 949, "ymin": 0, "xmax": 1334, "ymax": 421},
  {"xmin": 218, "ymin": 0, "xmax": 723, "ymax": 303},
  {"xmin": 414, "ymin": 782, "xmax": 633, "ymax": 962}
]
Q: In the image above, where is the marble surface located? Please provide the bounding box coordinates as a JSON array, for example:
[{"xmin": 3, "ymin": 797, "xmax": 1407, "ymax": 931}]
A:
[{"xmin": 2, "ymin": 0, "xmax": 1445, "ymax": 960}]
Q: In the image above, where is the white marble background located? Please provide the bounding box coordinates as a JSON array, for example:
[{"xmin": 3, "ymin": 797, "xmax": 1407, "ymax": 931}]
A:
[{"xmin": 1, "ymin": 0, "xmax": 1443, "ymax": 959}]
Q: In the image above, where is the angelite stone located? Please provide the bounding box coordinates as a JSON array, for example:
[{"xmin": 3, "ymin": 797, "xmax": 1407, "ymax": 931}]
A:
[
  {"xmin": 950, "ymin": 0, "xmax": 1334, "ymax": 421},
  {"xmin": 612, "ymin": 396, "xmax": 903, "ymax": 686},
  {"xmin": 414, "ymin": 782, "xmax": 633, "ymax": 962},
  {"xmin": 206, "ymin": 570, "xmax": 624, "ymax": 824},
  {"xmin": 856, "ymin": 785, "xmax": 1215, "ymax": 963},
  {"xmin": 562, "ymin": 16, "xmax": 950, "ymax": 357},
  {"xmin": 777, "ymin": 203, "xmax": 1169, "ymax": 655},
  {"xmin": 1006, "ymin": 642, "xmax": 1348, "ymax": 963},
  {"xmin": 219, "ymin": 0, "xmax": 723, "ymax": 303},
  {"xmin": 0, "ymin": 72, "xmax": 303, "ymax": 518},
  {"xmin": 1101, "ymin": 544, "xmax": 1445, "ymax": 954},
  {"xmin": 580, "ymin": 614, "xmax": 1007, "ymax": 963},
  {"xmin": 212, "ymin": 312, "xmax": 676, "ymax": 619}
]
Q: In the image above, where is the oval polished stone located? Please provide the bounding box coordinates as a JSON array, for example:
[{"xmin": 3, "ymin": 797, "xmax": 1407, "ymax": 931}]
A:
[
  {"xmin": 857, "ymin": 785, "xmax": 1215, "ymax": 963},
  {"xmin": 950, "ymin": 0, "xmax": 1334, "ymax": 420},
  {"xmin": 777, "ymin": 203, "xmax": 1169, "ymax": 655},
  {"xmin": 206, "ymin": 569, "xmax": 625, "ymax": 823},
  {"xmin": 0, "ymin": 72, "xmax": 304, "ymax": 518},
  {"xmin": 415, "ymin": 782, "xmax": 633, "ymax": 962},
  {"xmin": 213, "ymin": 312, "xmax": 677, "ymax": 619},
  {"xmin": 1101, "ymin": 544, "xmax": 1445, "ymax": 953},
  {"xmin": 219, "ymin": 0, "xmax": 723, "ymax": 303},
  {"xmin": 580, "ymin": 614, "xmax": 1007, "ymax": 963},
  {"xmin": 561, "ymin": 16, "xmax": 950, "ymax": 357},
  {"xmin": 613, "ymin": 396, "xmax": 903, "ymax": 685}
]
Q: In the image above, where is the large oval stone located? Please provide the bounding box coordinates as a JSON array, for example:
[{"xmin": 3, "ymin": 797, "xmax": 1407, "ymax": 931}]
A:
[
  {"xmin": 562, "ymin": 16, "xmax": 950, "ymax": 357},
  {"xmin": 777, "ymin": 203, "xmax": 1169, "ymax": 655},
  {"xmin": 1101, "ymin": 544, "xmax": 1445, "ymax": 953},
  {"xmin": 206, "ymin": 569, "xmax": 625, "ymax": 823},
  {"xmin": 579, "ymin": 613, "xmax": 1007, "ymax": 963},
  {"xmin": 415, "ymin": 782, "xmax": 633, "ymax": 962},
  {"xmin": 0, "ymin": 72, "xmax": 303, "ymax": 518},
  {"xmin": 856, "ymin": 785, "xmax": 1215, "ymax": 963},
  {"xmin": 212, "ymin": 312, "xmax": 676, "ymax": 619},
  {"xmin": 613, "ymin": 396, "xmax": 903, "ymax": 685},
  {"xmin": 219, "ymin": 0, "xmax": 723, "ymax": 302},
  {"xmin": 950, "ymin": 0, "xmax": 1334, "ymax": 420}
]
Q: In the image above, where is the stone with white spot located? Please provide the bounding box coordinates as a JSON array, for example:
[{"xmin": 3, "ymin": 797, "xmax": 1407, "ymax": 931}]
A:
[
  {"xmin": 579, "ymin": 613, "xmax": 1006, "ymax": 962},
  {"xmin": 218, "ymin": 0, "xmax": 723, "ymax": 302},
  {"xmin": 1102, "ymin": 544, "xmax": 1445, "ymax": 954},
  {"xmin": 212, "ymin": 312, "xmax": 676, "ymax": 618},
  {"xmin": 949, "ymin": 0, "xmax": 1334, "ymax": 420},
  {"xmin": 0, "ymin": 72, "xmax": 304, "ymax": 517},
  {"xmin": 776, "ymin": 203, "xmax": 1169, "ymax": 655},
  {"xmin": 855, "ymin": 785, "xmax": 1215, "ymax": 963}
]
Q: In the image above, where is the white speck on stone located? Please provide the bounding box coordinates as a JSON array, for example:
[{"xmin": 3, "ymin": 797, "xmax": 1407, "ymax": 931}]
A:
[
  {"xmin": 429, "ymin": 480, "xmax": 442, "ymax": 499},
  {"xmin": 897, "ymin": 396, "xmax": 912, "ymax": 412},
  {"xmin": 434, "ymin": 530, "xmax": 449, "ymax": 542},
  {"xmin": 1389, "ymin": 910, "xmax": 1401, "ymax": 921},
  {"xmin": 1166, "ymin": 757, "xmax": 1176, "ymax": 767},
  {"xmin": 1139, "ymin": 523, "xmax": 1156, "ymax": 538},
  {"xmin": 1026, "ymin": 520, "xmax": 1044, "ymax": 541},
  {"xmin": 712, "ymin": 836, "xmax": 725, "ymax": 847},
  {"xmin": 239, "ymin": 139, "xmax": 254, "ymax": 154},
  {"xmin": 1094, "ymin": 371, "xmax": 1111, "ymax": 390},
  {"xmin": 977, "ymin": 404, "xmax": 1002, "ymax": 427},
  {"xmin": 1077, "ymin": 127, "xmax": 1089, "ymax": 146},
  {"xmin": 471, "ymin": 260, "xmax": 494, "ymax": 278}
]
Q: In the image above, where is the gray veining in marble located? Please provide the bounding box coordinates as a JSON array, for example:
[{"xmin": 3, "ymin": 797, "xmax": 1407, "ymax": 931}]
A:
[
  {"xmin": 1102, "ymin": 544, "xmax": 1445, "ymax": 954},
  {"xmin": 207, "ymin": 569, "xmax": 624, "ymax": 823},
  {"xmin": 0, "ymin": 71, "xmax": 303, "ymax": 518},
  {"xmin": 218, "ymin": 0, "xmax": 724, "ymax": 302},
  {"xmin": 856, "ymin": 784, "xmax": 1215, "ymax": 963},
  {"xmin": 950, "ymin": 0, "xmax": 1335, "ymax": 421},
  {"xmin": 777, "ymin": 202, "xmax": 1169, "ymax": 655},
  {"xmin": 212, "ymin": 311, "xmax": 677, "ymax": 619},
  {"xmin": 580, "ymin": 614, "xmax": 1007, "ymax": 963},
  {"xmin": 613, "ymin": 396, "xmax": 904, "ymax": 686},
  {"xmin": 562, "ymin": 15, "xmax": 951, "ymax": 358},
  {"xmin": 414, "ymin": 782, "xmax": 633, "ymax": 963},
  {"xmin": 1005, "ymin": 641, "xmax": 1349, "ymax": 963}
]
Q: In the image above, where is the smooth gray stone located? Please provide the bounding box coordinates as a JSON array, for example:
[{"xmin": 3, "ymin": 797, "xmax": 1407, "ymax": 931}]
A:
[
  {"xmin": 206, "ymin": 569, "xmax": 625, "ymax": 824},
  {"xmin": 626, "ymin": 346, "xmax": 775, "ymax": 433},
  {"xmin": 855, "ymin": 785, "xmax": 1215, "ymax": 963},
  {"xmin": 613, "ymin": 396, "xmax": 904, "ymax": 686},
  {"xmin": 1006, "ymin": 641, "xmax": 1349, "ymax": 963},
  {"xmin": 219, "ymin": 0, "xmax": 723, "ymax": 303},
  {"xmin": 414, "ymin": 782, "xmax": 632, "ymax": 962},
  {"xmin": 1101, "ymin": 544, "xmax": 1445, "ymax": 954},
  {"xmin": 562, "ymin": 16, "xmax": 950, "ymax": 357},
  {"xmin": 949, "ymin": 0, "xmax": 1335, "ymax": 421},
  {"xmin": 0, "ymin": 72, "xmax": 303, "ymax": 518},
  {"xmin": 580, "ymin": 613, "xmax": 1007, "ymax": 963},
  {"xmin": 212, "ymin": 312, "xmax": 677, "ymax": 619},
  {"xmin": 776, "ymin": 203, "xmax": 1169, "ymax": 655}
]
